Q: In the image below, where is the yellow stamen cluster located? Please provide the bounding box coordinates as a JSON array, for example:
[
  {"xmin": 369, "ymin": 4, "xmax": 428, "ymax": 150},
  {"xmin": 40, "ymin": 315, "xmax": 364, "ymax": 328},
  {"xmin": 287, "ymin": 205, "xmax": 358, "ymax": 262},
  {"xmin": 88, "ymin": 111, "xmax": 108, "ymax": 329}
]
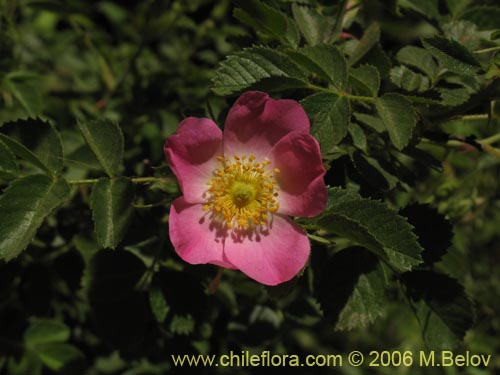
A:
[{"xmin": 203, "ymin": 154, "xmax": 280, "ymax": 231}]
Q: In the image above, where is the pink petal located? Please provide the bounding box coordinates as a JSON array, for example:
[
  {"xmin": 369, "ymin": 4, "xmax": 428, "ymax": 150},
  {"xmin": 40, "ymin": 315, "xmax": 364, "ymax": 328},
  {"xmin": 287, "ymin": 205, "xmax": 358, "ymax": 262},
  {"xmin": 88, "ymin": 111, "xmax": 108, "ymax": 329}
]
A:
[
  {"xmin": 224, "ymin": 215, "xmax": 310, "ymax": 285},
  {"xmin": 169, "ymin": 197, "xmax": 236, "ymax": 269},
  {"xmin": 164, "ymin": 118, "xmax": 222, "ymax": 204},
  {"xmin": 271, "ymin": 132, "xmax": 327, "ymax": 217},
  {"xmin": 224, "ymin": 91, "xmax": 310, "ymax": 158}
]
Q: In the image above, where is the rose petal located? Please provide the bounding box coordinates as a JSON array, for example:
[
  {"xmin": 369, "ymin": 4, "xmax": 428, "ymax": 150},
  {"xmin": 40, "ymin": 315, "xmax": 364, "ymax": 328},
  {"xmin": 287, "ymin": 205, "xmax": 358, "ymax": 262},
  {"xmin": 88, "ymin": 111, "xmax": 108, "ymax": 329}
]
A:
[
  {"xmin": 169, "ymin": 197, "xmax": 236, "ymax": 269},
  {"xmin": 164, "ymin": 117, "xmax": 222, "ymax": 203},
  {"xmin": 224, "ymin": 91, "xmax": 310, "ymax": 158},
  {"xmin": 224, "ymin": 215, "xmax": 310, "ymax": 285},
  {"xmin": 271, "ymin": 132, "xmax": 327, "ymax": 217}
]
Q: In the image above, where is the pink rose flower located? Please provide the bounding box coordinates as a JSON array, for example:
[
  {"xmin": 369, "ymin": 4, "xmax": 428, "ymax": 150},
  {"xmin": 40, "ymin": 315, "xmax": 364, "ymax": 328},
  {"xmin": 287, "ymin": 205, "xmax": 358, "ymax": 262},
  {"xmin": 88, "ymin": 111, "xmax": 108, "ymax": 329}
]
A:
[{"xmin": 164, "ymin": 91, "xmax": 327, "ymax": 285}]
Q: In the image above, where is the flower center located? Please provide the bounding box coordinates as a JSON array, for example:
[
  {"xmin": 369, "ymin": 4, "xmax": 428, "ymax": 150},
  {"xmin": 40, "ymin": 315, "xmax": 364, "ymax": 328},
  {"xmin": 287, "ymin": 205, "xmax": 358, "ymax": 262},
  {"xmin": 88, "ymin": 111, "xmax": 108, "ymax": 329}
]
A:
[{"xmin": 203, "ymin": 154, "xmax": 280, "ymax": 230}]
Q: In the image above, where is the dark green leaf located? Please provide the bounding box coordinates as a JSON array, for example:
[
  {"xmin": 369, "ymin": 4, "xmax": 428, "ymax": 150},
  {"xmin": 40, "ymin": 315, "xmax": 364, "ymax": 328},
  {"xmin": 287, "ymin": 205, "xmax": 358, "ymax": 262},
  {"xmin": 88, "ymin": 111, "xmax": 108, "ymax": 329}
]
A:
[
  {"xmin": 376, "ymin": 93, "xmax": 417, "ymax": 150},
  {"xmin": 289, "ymin": 45, "xmax": 348, "ymax": 90},
  {"xmin": 0, "ymin": 175, "xmax": 70, "ymax": 261},
  {"xmin": 77, "ymin": 119, "xmax": 124, "ymax": 178},
  {"xmin": 35, "ymin": 343, "xmax": 84, "ymax": 372},
  {"xmin": 212, "ymin": 47, "xmax": 307, "ymax": 95},
  {"xmin": 0, "ymin": 138, "xmax": 19, "ymax": 178},
  {"xmin": 24, "ymin": 320, "xmax": 70, "ymax": 347},
  {"xmin": 3, "ymin": 72, "xmax": 42, "ymax": 117},
  {"xmin": 396, "ymin": 46, "xmax": 439, "ymax": 80},
  {"xmin": 348, "ymin": 23, "xmax": 380, "ymax": 67},
  {"xmin": 399, "ymin": 204, "xmax": 453, "ymax": 265},
  {"xmin": 317, "ymin": 188, "xmax": 423, "ymax": 271},
  {"xmin": 316, "ymin": 247, "xmax": 389, "ymax": 330},
  {"xmin": 438, "ymin": 87, "xmax": 470, "ymax": 106},
  {"xmin": 348, "ymin": 122, "xmax": 367, "ymax": 151},
  {"xmin": 90, "ymin": 177, "xmax": 135, "ymax": 249},
  {"xmin": 360, "ymin": 44, "xmax": 392, "ymax": 79},
  {"xmin": 352, "ymin": 151, "xmax": 398, "ymax": 190},
  {"xmin": 301, "ymin": 93, "xmax": 350, "ymax": 154},
  {"xmin": 461, "ymin": 6, "xmax": 500, "ymax": 30},
  {"xmin": 422, "ymin": 37, "xmax": 482, "ymax": 76},
  {"xmin": 353, "ymin": 112, "xmax": 385, "ymax": 133},
  {"xmin": 390, "ymin": 66, "xmax": 430, "ymax": 92},
  {"xmin": 349, "ymin": 65, "xmax": 380, "ymax": 97},
  {"xmin": 233, "ymin": 0, "xmax": 299, "ymax": 47},
  {"xmin": 402, "ymin": 270, "xmax": 474, "ymax": 349},
  {"xmin": 291, "ymin": 4, "xmax": 330, "ymax": 46},
  {"xmin": 0, "ymin": 118, "xmax": 64, "ymax": 176},
  {"xmin": 400, "ymin": 0, "xmax": 440, "ymax": 20},
  {"xmin": 149, "ymin": 287, "xmax": 170, "ymax": 323}
]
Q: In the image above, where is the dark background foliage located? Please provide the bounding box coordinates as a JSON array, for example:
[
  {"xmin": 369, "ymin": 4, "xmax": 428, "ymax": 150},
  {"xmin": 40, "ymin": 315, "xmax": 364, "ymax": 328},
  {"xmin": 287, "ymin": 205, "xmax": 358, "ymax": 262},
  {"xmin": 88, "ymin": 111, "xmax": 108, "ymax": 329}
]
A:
[{"xmin": 1, "ymin": 0, "xmax": 500, "ymax": 374}]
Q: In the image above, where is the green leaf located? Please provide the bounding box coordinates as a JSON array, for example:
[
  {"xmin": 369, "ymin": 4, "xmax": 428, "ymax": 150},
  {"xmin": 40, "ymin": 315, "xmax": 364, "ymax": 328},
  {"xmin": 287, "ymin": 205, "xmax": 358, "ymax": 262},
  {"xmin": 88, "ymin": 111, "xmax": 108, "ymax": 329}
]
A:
[
  {"xmin": 399, "ymin": 204, "xmax": 453, "ymax": 265},
  {"xmin": 461, "ymin": 6, "xmax": 500, "ymax": 30},
  {"xmin": 353, "ymin": 112, "xmax": 385, "ymax": 133},
  {"xmin": 396, "ymin": 46, "xmax": 439, "ymax": 80},
  {"xmin": 376, "ymin": 93, "xmax": 417, "ymax": 150},
  {"xmin": 24, "ymin": 320, "xmax": 70, "ymax": 347},
  {"xmin": 289, "ymin": 45, "xmax": 348, "ymax": 90},
  {"xmin": 422, "ymin": 37, "xmax": 482, "ymax": 76},
  {"xmin": 316, "ymin": 247, "xmax": 389, "ymax": 330},
  {"xmin": 35, "ymin": 343, "xmax": 84, "ymax": 372},
  {"xmin": 402, "ymin": 270, "xmax": 474, "ymax": 349},
  {"xmin": 149, "ymin": 287, "xmax": 170, "ymax": 323},
  {"xmin": 0, "ymin": 118, "xmax": 64, "ymax": 176},
  {"xmin": 438, "ymin": 87, "xmax": 470, "ymax": 106},
  {"xmin": 301, "ymin": 93, "xmax": 350, "ymax": 154},
  {"xmin": 317, "ymin": 188, "xmax": 423, "ymax": 271},
  {"xmin": 348, "ymin": 122, "xmax": 367, "ymax": 151},
  {"xmin": 348, "ymin": 23, "xmax": 380, "ymax": 67},
  {"xmin": 400, "ymin": 0, "xmax": 440, "ymax": 20},
  {"xmin": 3, "ymin": 72, "xmax": 42, "ymax": 117},
  {"xmin": 170, "ymin": 314, "xmax": 195, "ymax": 335},
  {"xmin": 233, "ymin": 0, "xmax": 299, "ymax": 47},
  {"xmin": 352, "ymin": 151, "xmax": 398, "ymax": 190},
  {"xmin": 0, "ymin": 138, "xmax": 19, "ymax": 178},
  {"xmin": 77, "ymin": 119, "xmax": 124, "ymax": 178},
  {"xmin": 390, "ymin": 66, "xmax": 430, "ymax": 92},
  {"xmin": 0, "ymin": 175, "xmax": 70, "ymax": 261},
  {"xmin": 291, "ymin": 4, "xmax": 330, "ymax": 46},
  {"xmin": 443, "ymin": 20, "xmax": 480, "ymax": 51},
  {"xmin": 349, "ymin": 65, "xmax": 380, "ymax": 97},
  {"xmin": 212, "ymin": 47, "xmax": 307, "ymax": 96},
  {"xmin": 90, "ymin": 177, "xmax": 135, "ymax": 249}
]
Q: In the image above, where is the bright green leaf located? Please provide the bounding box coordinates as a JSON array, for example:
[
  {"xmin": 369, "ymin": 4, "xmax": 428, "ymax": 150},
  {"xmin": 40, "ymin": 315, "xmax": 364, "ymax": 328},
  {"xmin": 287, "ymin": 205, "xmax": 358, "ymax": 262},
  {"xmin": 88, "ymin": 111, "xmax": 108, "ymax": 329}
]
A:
[
  {"xmin": 348, "ymin": 23, "xmax": 380, "ymax": 67},
  {"xmin": 376, "ymin": 93, "xmax": 417, "ymax": 150},
  {"xmin": 390, "ymin": 66, "xmax": 430, "ymax": 92},
  {"xmin": 90, "ymin": 177, "xmax": 135, "ymax": 249},
  {"xmin": 212, "ymin": 47, "xmax": 307, "ymax": 95},
  {"xmin": 349, "ymin": 65, "xmax": 380, "ymax": 97},
  {"xmin": 0, "ymin": 118, "xmax": 64, "ymax": 176},
  {"xmin": 396, "ymin": 46, "xmax": 439, "ymax": 80},
  {"xmin": 24, "ymin": 320, "xmax": 70, "ymax": 347},
  {"xmin": 77, "ymin": 119, "xmax": 124, "ymax": 178},
  {"xmin": 0, "ymin": 138, "xmax": 19, "ymax": 178},
  {"xmin": 317, "ymin": 188, "xmax": 423, "ymax": 271},
  {"xmin": 170, "ymin": 314, "xmax": 195, "ymax": 335},
  {"xmin": 422, "ymin": 37, "xmax": 482, "ymax": 76},
  {"xmin": 301, "ymin": 93, "xmax": 350, "ymax": 154},
  {"xmin": 0, "ymin": 175, "xmax": 70, "ymax": 261},
  {"xmin": 402, "ymin": 270, "xmax": 474, "ymax": 349},
  {"xmin": 289, "ymin": 45, "xmax": 348, "ymax": 90}
]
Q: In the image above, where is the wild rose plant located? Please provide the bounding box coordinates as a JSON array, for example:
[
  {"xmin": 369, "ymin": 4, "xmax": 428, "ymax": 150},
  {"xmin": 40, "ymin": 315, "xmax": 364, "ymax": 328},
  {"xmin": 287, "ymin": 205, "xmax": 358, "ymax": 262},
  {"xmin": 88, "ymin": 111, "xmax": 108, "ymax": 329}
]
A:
[{"xmin": 164, "ymin": 91, "xmax": 327, "ymax": 285}]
